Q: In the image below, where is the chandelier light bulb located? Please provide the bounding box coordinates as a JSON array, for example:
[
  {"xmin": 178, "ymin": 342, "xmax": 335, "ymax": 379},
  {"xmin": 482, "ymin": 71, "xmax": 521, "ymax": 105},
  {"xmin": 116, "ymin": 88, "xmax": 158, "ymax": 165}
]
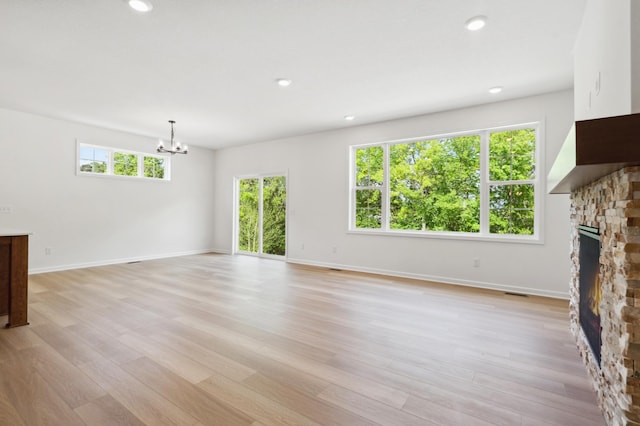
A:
[
  {"xmin": 465, "ymin": 15, "xmax": 487, "ymax": 31},
  {"xmin": 276, "ymin": 78, "xmax": 292, "ymax": 87},
  {"xmin": 128, "ymin": 0, "xmax": 153, "ymax": 13}
]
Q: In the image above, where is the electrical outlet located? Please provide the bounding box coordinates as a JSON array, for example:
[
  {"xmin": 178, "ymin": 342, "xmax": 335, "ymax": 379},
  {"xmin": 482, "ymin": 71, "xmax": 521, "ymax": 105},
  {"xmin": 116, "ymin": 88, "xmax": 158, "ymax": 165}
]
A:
[
  {"xmin": 45, "ymin": 247, "xmax": 52, "ymax": 255},
  {"xmin": 332, "ymin": 246, "xmax": 337, "ymax": 254},
  {"xmin": 0, "ymin": 205, "xmax": 13, "ymax": 214},
  {"xmin": 473, "ymin": 258, "xmax": 480, "ymax": 267}
]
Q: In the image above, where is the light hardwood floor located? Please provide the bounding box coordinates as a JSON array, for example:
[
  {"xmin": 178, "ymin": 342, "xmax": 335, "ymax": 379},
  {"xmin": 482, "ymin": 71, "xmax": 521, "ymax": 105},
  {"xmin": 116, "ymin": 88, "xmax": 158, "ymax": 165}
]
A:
[{"xmin": 0, "ymin": 253, "xmax": 604, "ymax": 425}]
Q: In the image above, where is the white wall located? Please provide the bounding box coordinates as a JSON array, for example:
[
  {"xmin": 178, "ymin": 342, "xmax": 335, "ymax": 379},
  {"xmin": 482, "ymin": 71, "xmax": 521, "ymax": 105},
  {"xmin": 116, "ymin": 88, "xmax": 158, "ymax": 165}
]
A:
[
  {"xmin": 213, "ymin": 90, "xmax": 574, "ymax": 298},
  {"xmin": 633, "ymin": 0, "xmax": 640, "ymax": 113},
  {"xmin": 574, "ymin": 0, "xmax": 640, "ymax": 119},
  {"xmin": 0, "ymin": 108, "xmax": 216, "ymax": 273}
]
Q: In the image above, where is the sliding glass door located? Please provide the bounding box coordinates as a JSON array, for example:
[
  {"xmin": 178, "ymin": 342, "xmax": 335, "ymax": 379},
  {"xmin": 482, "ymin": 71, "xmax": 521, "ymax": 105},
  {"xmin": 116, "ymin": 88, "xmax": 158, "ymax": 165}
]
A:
[{"xmin": 236, "ymin": 175, "xmax": 286, "ymax": 257}]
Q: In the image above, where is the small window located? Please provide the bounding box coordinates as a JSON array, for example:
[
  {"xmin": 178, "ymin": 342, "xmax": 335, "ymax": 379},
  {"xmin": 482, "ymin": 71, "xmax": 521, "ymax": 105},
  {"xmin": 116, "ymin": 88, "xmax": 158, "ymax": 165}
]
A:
[
  {"xmin": 144, "ymin": 156, "xmax": 166, "ymax": 179},
  {"xmin": 79, "ymin": 146, "xmax": 109, "ymax": 174},
  {"xmin": 114, "ymin": 152, "xmax": 138, "ymax": 176},
  {"xmin": 78, "ymin": 143, "xmax": 170, "ymax": 181}
]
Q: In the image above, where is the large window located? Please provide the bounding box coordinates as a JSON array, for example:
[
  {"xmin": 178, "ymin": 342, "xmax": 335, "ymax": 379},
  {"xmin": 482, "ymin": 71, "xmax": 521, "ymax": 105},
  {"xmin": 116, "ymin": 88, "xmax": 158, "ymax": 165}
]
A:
[
  {"xmin": 78, "ymin": 143, "xmax": 169, "ymax": 181},
  {"xmin": 350, "ymin": 123, "xmax": 541, "ymax": 240}
]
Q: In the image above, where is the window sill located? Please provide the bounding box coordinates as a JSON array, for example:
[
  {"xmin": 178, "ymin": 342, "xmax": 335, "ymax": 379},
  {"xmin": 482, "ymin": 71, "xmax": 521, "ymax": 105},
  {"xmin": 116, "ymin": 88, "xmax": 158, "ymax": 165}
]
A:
[
  {"xmin": 346, "ymin": 228, "xmax": 543, "ymax": 245},
  {"xmin": 77, "ymin": 171, "xmax": 170, "ymax": 182}
]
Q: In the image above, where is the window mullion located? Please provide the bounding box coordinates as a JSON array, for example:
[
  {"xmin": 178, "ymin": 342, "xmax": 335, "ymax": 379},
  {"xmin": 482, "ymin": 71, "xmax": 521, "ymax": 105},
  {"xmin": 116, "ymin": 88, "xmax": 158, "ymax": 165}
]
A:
[
  {"xmin": 488, "ymin": 179, "xmax": 535, "ymax": 186},
  {"xmin": 383, "ymin": 143, "xmax": 390, "ymax": 231},
  {"xmin": 258, "ymin": 178, "xmax": 264, "ymax": 255},
  {"xmin": 138, "ymin": 154, "xmax": 143, "ymax": 177},
  {"xmin": 109, "ymin": 150, "xmax": 114, "ymax": 175},
  {"xmin": 480, "ymin": 131, "xmax": 489, "ymax": 235}
]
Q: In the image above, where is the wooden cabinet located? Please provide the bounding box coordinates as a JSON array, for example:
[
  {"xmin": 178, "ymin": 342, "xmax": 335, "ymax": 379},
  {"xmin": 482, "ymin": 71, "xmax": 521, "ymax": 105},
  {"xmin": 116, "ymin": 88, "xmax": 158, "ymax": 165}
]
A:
[{"xmin": 0, "ymin": 233, "xmax": 29, "ymax": 328}]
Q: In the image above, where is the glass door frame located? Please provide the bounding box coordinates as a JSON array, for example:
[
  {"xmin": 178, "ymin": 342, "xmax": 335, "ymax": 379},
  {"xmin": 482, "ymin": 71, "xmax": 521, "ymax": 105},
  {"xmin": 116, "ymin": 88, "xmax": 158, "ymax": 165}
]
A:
[{"xmin": 233, "ymin": 172, "xmax": 288, "ymax": 259}]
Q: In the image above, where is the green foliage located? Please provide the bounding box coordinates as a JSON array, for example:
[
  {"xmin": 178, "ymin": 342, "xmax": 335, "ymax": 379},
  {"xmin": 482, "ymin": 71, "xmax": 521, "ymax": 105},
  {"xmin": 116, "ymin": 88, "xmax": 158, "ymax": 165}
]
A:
[
  {"xmin": 356, "ymin": 146, "xmax": 383, "ymax": 186},
  {"xmin": 80, "ymin": 161, "xmax": 107, "ymax": 173},
  {"xmin": 389, "ymin": 136, "xmax": 480, "ymax": 232},
  {"xmin": 238, "ymin": 178, "xmax": 259, "ymax": 253},
  {"xmin": 489, "ymin": 184, "xmax": 534, "ymax": 235},
  {"xmin": 355, "ymin": 189, "xmax": 382, "ymax": 229},
  {"xmin": 144, "ymin": 156, "xmax": 165, "ymax": 179},
  {"xmin": 489, "ymin": 129, "xmax": 535, "ymax": 181},
  {"xmin": 353, "ymin": 128, "xmax": 536, "ymax": 235},
  {"xmin": 488, "ymin": 129, "xmax": 536, "ymax": 235},
  {"xmin": 113, "ymin": 152, "xmax": 138, "ymax": 176},
  {"xmin": 262, "ymin": 176, "xmax": 286, "ymax": 256},
  {"xmin": 354, "ymin": 146, "xmax": 383, "ymax": 228},
  {"xmin": 238, "ymin": 176, "xmax": 287, "ymax": 256}
]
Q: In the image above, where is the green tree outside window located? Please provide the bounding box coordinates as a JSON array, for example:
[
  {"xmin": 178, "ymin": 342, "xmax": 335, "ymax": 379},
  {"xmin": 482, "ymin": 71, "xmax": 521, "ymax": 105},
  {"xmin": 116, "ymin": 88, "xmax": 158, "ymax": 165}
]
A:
[{"xmin": 114, "ymin": 152, "xmax": 138, "ymax": 176}]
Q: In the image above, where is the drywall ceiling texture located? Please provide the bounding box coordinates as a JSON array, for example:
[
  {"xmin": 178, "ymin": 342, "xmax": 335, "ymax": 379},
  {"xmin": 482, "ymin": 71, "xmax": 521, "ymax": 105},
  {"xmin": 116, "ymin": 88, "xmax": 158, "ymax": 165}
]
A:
[
  {"xmin": 213, "ymin": 90, "xmax": 574, "ymax": 299},
  {"xmin": 0, "ymin": 0, "xmax": 586, "ymax": 149},
  {"xmin": 0, "ymin": 108, "xmax": 217, "ymax": 272}
]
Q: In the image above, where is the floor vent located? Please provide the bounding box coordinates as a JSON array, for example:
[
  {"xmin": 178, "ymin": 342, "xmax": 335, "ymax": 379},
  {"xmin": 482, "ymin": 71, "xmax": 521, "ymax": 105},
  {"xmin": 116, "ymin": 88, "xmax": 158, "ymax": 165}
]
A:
[
  {"xmin": 328, "ymin": 268, "xmax": 342, "ymax": 271},
  {"xmin": 127, "ymin": 261, "xmax": 142, "ymax": 264},
  {"xmin": 505, "ymin": 292, "xmax": 528, "ymax": 297}
]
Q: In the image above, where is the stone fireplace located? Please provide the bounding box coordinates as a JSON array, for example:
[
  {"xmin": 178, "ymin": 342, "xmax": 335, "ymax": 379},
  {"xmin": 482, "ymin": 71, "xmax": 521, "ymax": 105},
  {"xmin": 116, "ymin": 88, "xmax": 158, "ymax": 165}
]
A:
[
  {"xmin": 550, "ymin": 113, "xmax": 640, "ymax": 425},
  {"xmin": 570, "ymin": 167, "xmax": 640, "ymax": 425}
]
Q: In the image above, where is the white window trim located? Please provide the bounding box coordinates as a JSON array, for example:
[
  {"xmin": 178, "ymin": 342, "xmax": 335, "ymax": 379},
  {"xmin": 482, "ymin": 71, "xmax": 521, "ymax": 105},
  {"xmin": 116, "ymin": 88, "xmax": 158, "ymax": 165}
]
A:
[
  {"xmin": 233, "ymin": 172, "xmax": 289, "ymax": 258},
  {"xmin": 77, "ymin": 141, "xmax": 171, "ymax": 181},
  {"xmin": 348, "ymin": 122, "xmax": 544, "ymax": 244}
]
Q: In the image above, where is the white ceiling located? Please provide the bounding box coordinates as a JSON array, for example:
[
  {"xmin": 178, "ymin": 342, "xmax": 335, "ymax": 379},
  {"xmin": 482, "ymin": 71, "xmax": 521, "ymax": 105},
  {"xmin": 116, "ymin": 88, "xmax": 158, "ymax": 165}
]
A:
[{"xmin": 0, "ymin": 0, "xmax": 586, "ymax": 150}]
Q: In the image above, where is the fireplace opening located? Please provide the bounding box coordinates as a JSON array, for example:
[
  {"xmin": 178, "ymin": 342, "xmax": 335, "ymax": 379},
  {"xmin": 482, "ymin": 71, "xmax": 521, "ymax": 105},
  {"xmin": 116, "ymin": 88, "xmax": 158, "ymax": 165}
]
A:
[{"xmin": 579, "ymin": 225, "xmax": 602, "ymax": 366}]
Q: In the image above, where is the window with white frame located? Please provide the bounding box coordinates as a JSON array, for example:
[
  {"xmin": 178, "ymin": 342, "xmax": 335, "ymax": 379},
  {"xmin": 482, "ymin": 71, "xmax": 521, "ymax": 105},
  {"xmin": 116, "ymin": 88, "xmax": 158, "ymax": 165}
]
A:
[
  {"xmin": 79, "ymin": 145, "xmax": 109, "ymax": 174},
  {"xmin": 350, "ymin": 123, "xmax": 541, "ymax": 240},
  {"xmin": 78, "ymin": 143, "xmax": 170, "ymax": 181}
]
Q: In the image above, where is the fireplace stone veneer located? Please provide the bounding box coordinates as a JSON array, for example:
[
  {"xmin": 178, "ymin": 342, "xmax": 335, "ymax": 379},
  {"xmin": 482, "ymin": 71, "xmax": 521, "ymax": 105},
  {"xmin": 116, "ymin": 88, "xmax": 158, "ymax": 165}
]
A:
[{"xmin": 570, "ymin": 166, "xmax": 640, "ymax": 425}]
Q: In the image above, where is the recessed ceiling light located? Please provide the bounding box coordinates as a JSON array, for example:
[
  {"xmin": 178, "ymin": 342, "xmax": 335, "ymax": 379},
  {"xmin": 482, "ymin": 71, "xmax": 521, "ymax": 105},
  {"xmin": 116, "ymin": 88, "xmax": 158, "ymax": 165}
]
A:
[
  {"xmin": 276, "ymin": 78, "xmax": 292, "ymax": 87},
  {"xmin": 344, "ymin": 115, "xmax": 355, "ymax": 121},
  {"xmin": 128, "ymin": 0, "xmax": 153, "ymax": 12},
  {"xmin": 488, "ymin": 86, "xmax": 503, "ymax": 94},
  {"xmin": 465, "ymin": 15, "xmax": 487, "ymax": 31}
]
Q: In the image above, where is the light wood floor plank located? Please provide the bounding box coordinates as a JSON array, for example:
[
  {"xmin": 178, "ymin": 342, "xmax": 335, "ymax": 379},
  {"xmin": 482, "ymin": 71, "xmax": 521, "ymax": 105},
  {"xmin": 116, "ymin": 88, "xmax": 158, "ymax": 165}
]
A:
[
  {"xmin": 20, "ymin": 344, "xmax": 107, "ymax": 409},
  {"xmin": 198, "ymin": 370, "xmax": 320, "ymax": 426},
  {"xmin": 0, "ymin": 253, "xmax": 604, "ymax": 425},
  {"xmin": 242, "ymin": 372, "xmax": 376, "ymax": 426},
  {"xmin": 30, "ymin": 322, "xmax": 105, "ymax": 366},
  {"xmin": 0, "ymin": 386, "xmax": 26, "ymax": 426},
  {"xmin": 144, "ymin": 328, "xmax": 257, "ymax": 382},
  {"xmin": 65, "ymin": 322, "xmax": 143, "ymax": 365},
  {"xmin": 78, "ymin": 358, "xmax": 198, "ymax": 426},
  {"xmin": 117, "ymin": 332, "xmax": 216, "ymax": 384},
  {"xmin": 74, "ymin": 394, "xmax": 146, "ymax": 426},
  {"xmin": 318, "ymin": 384, "xmax": 432, "ymax": 426},
  {"xmin": 121, "ymin": 356, "xmax": 255, "ymax": 426},
  {"xmin": 0, "ymin": 354, "xmax": 85, "ymax": 425}
]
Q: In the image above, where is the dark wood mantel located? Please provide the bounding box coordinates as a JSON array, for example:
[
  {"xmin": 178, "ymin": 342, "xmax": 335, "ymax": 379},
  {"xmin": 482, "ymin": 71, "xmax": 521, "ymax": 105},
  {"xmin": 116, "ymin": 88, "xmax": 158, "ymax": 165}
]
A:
[{"xmin": 548, "ymin": 113, "xmax": 640, "ymax": 194}]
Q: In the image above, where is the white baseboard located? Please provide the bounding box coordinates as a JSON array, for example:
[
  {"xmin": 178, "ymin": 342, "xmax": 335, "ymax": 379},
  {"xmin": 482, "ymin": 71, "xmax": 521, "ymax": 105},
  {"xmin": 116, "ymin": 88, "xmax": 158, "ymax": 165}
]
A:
[
  {"xmin": 286, "ymin": 257, "xmax": 569, "ymax": 300},
  {"xmin": 29, "ymin": 249, "xmax": 219, "ymax": 274},
  {"xmin": 209, "ymin": 248, "xmax": 232, "ymax": 255},
  {"xmin": 28, "ymin": 250, "xmax": 569, "ymax": 300}
]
